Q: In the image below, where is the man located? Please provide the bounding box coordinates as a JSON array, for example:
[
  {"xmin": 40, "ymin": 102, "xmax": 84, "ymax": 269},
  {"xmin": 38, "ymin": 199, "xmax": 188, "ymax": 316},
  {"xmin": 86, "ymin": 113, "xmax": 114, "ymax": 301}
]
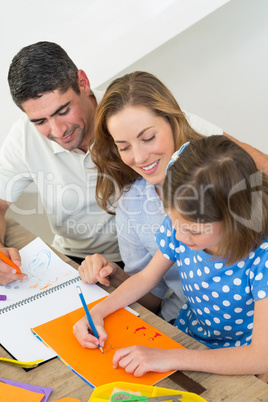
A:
[
  {"xmin": 0, "ymin": 42, "xmax": 121, "ymax": 286},
  {"xmin": 1, "ymin": 41, "xmax": 267, "ymax": 302}
]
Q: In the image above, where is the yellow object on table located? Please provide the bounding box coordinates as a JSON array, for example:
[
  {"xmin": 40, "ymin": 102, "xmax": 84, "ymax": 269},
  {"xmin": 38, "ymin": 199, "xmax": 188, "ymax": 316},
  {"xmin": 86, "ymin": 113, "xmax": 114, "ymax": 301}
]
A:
[
  {"xmin": 0, "ymin": 357, "xmax": 43, "ymax": 368},
  {"xmin": 88, "ymin": 381, "xmax": 207, "ymax": 402}
]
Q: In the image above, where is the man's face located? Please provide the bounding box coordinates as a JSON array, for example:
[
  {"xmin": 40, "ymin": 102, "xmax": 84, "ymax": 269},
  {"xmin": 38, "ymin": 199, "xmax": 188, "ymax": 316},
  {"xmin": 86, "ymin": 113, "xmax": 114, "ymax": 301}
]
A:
[{"xmin": 22, "ymin": 87, "xmax": 94, "ymax": 153}]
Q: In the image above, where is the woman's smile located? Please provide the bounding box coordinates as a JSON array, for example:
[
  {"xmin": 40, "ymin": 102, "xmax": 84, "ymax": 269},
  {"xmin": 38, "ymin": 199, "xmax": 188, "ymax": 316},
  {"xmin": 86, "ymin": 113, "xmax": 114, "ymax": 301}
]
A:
[{"xmin": 107, "ymin": 105, "xmax": 175, "ymax": 187}]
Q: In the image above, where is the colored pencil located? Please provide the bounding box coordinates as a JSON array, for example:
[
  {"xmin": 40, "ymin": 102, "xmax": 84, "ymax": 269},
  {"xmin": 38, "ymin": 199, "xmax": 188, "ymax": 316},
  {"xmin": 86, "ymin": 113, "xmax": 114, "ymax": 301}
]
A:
[{"xmin": 76, "ymin": 286, "xmax": 103, "ymax": 353}]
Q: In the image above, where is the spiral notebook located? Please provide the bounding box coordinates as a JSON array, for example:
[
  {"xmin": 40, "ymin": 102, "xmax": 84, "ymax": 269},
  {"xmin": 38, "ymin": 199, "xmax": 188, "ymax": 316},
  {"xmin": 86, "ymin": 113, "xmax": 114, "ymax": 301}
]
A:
[{"xmin": 0, "ymin": 237, "xmax": 109, "ymax": 363}]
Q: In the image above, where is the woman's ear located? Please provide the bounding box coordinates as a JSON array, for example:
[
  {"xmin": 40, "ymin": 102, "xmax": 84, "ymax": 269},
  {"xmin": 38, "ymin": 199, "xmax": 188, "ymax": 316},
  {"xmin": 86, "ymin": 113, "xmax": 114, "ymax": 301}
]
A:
[{"xmin": 77, "ymin": 69, "xmax": 91, "ymax": 96}]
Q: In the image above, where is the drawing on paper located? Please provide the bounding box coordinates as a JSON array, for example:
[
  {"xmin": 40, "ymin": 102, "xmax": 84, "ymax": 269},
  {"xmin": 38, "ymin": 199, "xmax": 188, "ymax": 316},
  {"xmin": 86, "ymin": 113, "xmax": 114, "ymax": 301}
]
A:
[
  {"xmin": 103, "ymin": 323, "xmax": 164, "ymax": 355},
  {"xmin": 28, "ymin": 249, "xmax": 51, "ymax": 275},
  {"xmin": 5, "ymin": 249, "xmax": 57, "ymax": 291},
  {"xmin": 124, "ymin": 325, "xmax": 163, "ymax": 341},
  {"xmin": 26, "ymin": 249, "xmax": 53, "ymax": 288}
]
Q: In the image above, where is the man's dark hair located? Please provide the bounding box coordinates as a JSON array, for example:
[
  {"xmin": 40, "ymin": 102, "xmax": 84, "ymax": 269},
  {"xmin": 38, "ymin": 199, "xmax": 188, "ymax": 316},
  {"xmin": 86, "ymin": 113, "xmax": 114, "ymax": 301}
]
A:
[{"xmin": 8, "ymin": 41, "xmax": 80, "ymax": 109}]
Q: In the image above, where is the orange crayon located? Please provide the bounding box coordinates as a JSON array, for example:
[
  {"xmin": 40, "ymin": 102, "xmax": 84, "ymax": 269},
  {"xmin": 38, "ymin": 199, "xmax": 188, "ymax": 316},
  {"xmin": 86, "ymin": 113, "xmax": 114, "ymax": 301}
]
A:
[{"xmin": 0, "ymin": 250, "xmax": 22, "ymax": 274}]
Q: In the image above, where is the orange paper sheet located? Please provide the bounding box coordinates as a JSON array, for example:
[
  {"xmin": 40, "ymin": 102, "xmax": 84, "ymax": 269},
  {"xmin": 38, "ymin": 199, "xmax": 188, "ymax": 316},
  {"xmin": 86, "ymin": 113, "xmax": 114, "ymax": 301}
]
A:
[
  {"xmin": 0, "ymin": 382, "xmax": 45, "ymax": 402},
  {"xmin": 32, "ymin": 297, "xmax": 184, "ymax": 387}
]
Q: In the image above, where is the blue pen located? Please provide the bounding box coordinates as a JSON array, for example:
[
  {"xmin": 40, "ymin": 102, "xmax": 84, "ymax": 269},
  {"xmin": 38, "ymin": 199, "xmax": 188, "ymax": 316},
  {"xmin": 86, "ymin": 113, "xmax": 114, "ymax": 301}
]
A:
[{"xmin": 76, "ymin": 286, "xmax": 103, "ymax": 353}]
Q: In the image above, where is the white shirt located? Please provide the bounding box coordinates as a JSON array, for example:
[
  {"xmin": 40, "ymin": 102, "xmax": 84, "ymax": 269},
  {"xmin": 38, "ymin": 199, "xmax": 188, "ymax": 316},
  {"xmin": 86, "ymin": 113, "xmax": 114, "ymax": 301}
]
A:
[{"xmin": 0, "ymin": 90, "xmax": 120, "ymax": 261}]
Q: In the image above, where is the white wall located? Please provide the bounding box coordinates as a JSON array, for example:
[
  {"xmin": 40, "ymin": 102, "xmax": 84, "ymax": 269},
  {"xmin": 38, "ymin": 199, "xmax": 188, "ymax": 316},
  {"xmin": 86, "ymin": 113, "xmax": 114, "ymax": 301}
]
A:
[
  {"xmin": 1, "ymin": 0, "xmax": 266, "ymax": 153},
  {"xmin": 98, "ymin": 0, "xmax": 268, "ymax": 153},
  {"xmin": 0, "ymin": 0, "xmax": 94, "ymax": 145},
  {"xmin": 0, "ymin": 0, "xmax": 229, "ymax": 146}
]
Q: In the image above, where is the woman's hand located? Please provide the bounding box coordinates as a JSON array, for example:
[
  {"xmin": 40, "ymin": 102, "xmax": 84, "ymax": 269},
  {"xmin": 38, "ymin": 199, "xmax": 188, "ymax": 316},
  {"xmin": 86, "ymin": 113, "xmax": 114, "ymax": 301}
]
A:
[
  {"xmin": 112, "ymin": 345, "xmax": 173, "ymax": 377},
  {"xmin": 78, "ymin": 254, "xmax": 119, "ymax": 287}
]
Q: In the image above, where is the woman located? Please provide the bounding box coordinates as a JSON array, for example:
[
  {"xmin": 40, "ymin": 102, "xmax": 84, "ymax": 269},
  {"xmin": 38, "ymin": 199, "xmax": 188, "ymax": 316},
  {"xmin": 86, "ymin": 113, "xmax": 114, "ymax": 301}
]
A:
[
  {"xmin": 80, "ymin": 71, "xmax": 227, "ymax": 321},
  {"xmin": 81, "ymin": 71, "xmax": 267, "ymax": 321}
]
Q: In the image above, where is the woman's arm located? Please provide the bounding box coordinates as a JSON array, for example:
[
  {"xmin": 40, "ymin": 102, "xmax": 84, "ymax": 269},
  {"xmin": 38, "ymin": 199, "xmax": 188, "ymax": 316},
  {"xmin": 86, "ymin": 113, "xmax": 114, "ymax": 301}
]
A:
[{"xmin": 112, "ymin": 297, "xmax": 268, "ymax": 377}]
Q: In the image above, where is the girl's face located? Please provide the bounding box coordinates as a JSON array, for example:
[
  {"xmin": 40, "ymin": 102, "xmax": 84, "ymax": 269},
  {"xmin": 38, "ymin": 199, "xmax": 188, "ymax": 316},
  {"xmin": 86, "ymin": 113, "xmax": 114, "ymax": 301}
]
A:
[
  {"xmin": 168, "ymin": 209, "xmax": 223, "ymax": 255},
  {"xmin": 107, "ymin": 105, "xmax": 175, "ymax": 187}
]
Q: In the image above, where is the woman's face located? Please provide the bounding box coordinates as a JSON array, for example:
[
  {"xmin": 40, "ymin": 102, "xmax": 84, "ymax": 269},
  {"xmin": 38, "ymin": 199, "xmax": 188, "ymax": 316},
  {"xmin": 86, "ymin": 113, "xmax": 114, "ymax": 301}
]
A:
[{"xmin": 107, "ymin": 105, "xmax": 175, "ymax": 187}]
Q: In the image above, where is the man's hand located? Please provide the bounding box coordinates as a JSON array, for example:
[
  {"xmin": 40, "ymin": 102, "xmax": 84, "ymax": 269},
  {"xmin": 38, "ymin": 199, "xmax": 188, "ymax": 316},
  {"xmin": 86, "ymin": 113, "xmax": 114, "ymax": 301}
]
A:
[{"xmin": 0, "ymin": 247, "xmax": 27, "ymax": 285}]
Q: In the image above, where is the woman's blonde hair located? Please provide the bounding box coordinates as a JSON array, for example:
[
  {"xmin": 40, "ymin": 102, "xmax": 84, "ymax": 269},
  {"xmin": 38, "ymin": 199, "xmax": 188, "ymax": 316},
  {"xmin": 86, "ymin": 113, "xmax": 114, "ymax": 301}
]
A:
[
  {"xmin": 163, "ymin": 135, "xmax": 268, "ymax": 264},
  {"xmin": 91, "ymin": 71, "xmax": 203, "ymax": 213}
]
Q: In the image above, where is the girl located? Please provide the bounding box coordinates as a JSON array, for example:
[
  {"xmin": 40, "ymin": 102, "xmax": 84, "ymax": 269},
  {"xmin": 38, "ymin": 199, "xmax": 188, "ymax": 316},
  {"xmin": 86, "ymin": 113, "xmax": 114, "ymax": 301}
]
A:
[{"xmin": 74, "ymin": 135, "xmax": 268, "ymax": 377}]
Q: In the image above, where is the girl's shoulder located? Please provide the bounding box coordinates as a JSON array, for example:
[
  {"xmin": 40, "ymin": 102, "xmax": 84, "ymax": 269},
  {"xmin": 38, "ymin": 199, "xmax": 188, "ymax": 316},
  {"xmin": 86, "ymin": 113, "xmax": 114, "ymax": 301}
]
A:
[
  {"xmin": 244, "ymin": 239, "xmax": 268, "ymax": 270},
  {"xmin": 259, "ymin": 239, "xmax": 268, "ymax": 247},
  {"xmin": 157, "ymin": 215, "xmax": 175, "ymax": 237},
  {"xmin": 254, "ymin": 239, "xmax": 268, "ymax": 255}
]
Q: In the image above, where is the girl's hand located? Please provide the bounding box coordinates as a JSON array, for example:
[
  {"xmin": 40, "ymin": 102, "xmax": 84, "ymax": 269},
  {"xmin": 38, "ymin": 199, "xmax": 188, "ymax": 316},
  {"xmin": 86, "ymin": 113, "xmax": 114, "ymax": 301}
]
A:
[
  {"xmin": 73, "ymin": 311, "xmax": 108, "ymax": 349},
  {"xmin": 112, "ymin": 345, "xmax": 173, "ymax": 377},
  {"xmin": 78, "ymin": 254, "xmax": 118, "ymax": 287}
]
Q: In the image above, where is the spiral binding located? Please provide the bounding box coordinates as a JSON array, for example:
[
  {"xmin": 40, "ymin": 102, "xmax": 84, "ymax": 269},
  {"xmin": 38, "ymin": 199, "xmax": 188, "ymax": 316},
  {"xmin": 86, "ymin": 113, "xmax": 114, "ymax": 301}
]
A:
[{"xmin": 0, "ymin": 276, "xmax": 80, "ymax": 315}]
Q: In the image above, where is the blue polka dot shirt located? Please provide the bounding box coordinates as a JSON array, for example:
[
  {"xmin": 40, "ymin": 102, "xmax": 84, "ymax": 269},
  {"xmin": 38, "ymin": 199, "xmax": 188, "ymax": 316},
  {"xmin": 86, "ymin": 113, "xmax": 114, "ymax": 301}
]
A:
[{"xmin": 155, "ymin": 215, "xmax": 268, "ymax": 349}]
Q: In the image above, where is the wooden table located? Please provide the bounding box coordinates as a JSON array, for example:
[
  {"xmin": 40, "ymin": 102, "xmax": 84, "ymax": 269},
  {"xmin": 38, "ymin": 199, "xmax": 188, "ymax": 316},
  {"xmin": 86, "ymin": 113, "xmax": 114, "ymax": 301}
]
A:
[{"xmin": 1, "ymin": 217, "xmax": 268, "ymax": 402}]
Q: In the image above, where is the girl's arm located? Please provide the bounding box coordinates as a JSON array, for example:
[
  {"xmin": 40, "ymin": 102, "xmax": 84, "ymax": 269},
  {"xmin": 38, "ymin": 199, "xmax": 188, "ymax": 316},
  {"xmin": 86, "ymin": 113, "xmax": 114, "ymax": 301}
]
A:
[
  {"xmin": 92, "ymin": 250, "xmax": 173, "ymax": 317},
  {"xmin": 112, "ymin": 297, "xmax": 268, "ymax": 376},
  {"xmin": 79, "ymin": 254, "xmax": 162, "ymax": 313},
  {"xmin": 73, "ymin": 250, "xmax": 174, "ymax": 348}
]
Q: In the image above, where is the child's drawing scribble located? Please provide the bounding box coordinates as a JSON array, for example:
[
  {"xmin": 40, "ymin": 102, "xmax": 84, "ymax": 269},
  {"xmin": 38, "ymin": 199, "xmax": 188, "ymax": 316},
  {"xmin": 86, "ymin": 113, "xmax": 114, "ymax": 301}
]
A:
[
  {"xmin": 2, "ymin": 238, "xmax": 80, "ymax": 299},
  {"xmin": 27, "ymin": 249, "xmax": 51, "ymax": 276},
  {"xmin": 123, "ymin": 324, "xmax": 163, "ymax": 342},
  {"xmin": 39, "ymin": 277, "xmax": 59, "ymax": 290},
  {"xmin": 24, "ymin": 249, "xmax": 53, "ymax": 288}
]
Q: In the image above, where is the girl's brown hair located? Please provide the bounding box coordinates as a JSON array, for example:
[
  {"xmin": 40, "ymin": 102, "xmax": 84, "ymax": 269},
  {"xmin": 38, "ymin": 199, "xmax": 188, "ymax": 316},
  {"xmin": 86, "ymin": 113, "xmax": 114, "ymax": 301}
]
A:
[
  {"xmin": 163, "ymin": 135, "xmax": 268, "ymax": 265},
  {"xmin": 91, "ymin": 71, "xmax": 203, "ymax": 213}
]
